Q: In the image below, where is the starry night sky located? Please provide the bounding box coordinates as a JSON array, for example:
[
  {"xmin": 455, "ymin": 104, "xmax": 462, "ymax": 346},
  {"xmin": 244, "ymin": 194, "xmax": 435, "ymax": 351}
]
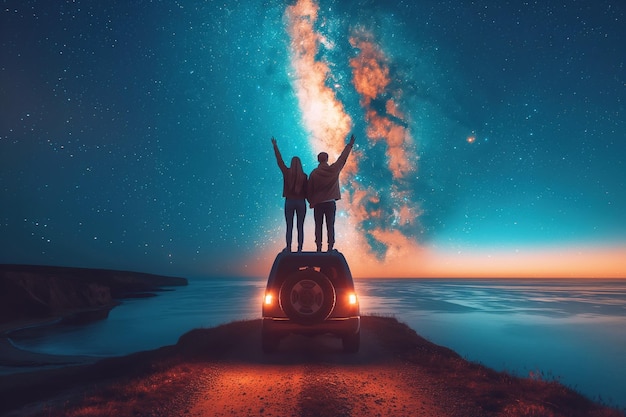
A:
[{"xmin": 1, "ymin": 0, "xmax": 625, "ymax": 278}]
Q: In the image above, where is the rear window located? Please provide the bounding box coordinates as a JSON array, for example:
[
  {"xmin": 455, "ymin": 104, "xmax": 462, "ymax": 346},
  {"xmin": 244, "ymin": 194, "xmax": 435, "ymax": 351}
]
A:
[{"xmin": 267, "ymin": 254, "xmax": 354, "ymax": 290}]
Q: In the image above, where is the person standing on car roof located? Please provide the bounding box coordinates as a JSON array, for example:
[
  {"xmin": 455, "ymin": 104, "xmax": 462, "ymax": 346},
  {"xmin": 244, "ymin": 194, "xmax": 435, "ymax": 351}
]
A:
[
  {"xmin": 307, "ymin": 134, "xmax": 356, "ymax": 252},
  {"xmin": 272, "ymin": 137, "xmax": 308, "ymax": 252}
]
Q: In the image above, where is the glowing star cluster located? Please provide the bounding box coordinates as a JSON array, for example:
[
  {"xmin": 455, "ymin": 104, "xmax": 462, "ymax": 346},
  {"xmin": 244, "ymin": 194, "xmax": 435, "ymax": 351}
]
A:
[
  {"xmin": 348, "ymin": 29, "xmax": 421, "ymax": 244},
  {"xmin": 284, "ymin": 0, "xmax": 353, "ymax": 164},
  {"xmin": 284, "ymin": 0, "xmax": 422, "ymax": 262},
  {"xmin": 349, "ymin": 30, "xmax": 416, "ymax": 180}
]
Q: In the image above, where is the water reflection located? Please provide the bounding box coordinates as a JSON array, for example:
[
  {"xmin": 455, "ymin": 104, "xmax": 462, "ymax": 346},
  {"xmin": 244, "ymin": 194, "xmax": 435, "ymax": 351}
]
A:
[
  {"xmin": 357, "ymin": 279, "xmax": 626, "ymax": 317},
  {"xmin": 355, "ymin": 279, "xmax": 626, "ymax": 408}
]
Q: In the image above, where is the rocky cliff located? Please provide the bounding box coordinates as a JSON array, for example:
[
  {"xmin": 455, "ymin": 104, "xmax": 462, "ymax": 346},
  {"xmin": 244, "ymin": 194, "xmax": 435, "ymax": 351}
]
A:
[{"xmin": 0, "ymin": 264, "xmax": 188, "ymax": 324}]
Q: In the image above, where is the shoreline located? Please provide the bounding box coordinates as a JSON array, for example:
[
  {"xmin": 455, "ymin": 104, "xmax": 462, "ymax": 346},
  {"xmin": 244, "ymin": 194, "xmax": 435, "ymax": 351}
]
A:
[
  {"xmin": 0, "ymin": 317, "xmax": 102, "ymax": 373},
  {"xmin": 0, "ymin": 336, "xmax": 100, "ymax": 373},
  {"xmin": 1, "ymin": 316, "xmax": 622, "ymax": 417}
]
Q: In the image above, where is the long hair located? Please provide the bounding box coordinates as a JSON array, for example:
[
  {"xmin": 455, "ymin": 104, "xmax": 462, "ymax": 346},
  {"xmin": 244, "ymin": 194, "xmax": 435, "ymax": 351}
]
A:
[{"xmin": 287, "ymin": 156, "xmax": 307, "ymax": 194}]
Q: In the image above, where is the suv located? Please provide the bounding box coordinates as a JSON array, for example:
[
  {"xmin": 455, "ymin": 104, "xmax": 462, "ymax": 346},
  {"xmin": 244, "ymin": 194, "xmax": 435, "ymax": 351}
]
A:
[{"xmin": 261, "ymin": 250, "xmax": 361, "ymax": 353}]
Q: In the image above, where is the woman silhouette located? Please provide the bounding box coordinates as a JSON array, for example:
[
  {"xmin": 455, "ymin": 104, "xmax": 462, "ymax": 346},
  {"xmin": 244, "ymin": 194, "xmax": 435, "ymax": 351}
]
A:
[{"xmin": 271, "ymin": 137, "xmax": 308, "ymax": 252}]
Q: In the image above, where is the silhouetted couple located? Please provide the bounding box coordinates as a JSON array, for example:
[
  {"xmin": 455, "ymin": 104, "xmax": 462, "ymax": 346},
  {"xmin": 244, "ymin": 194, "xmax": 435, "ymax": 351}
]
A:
[{"xmin": 272, "ymin": 135, "xmax": 355, "ymax": 252}]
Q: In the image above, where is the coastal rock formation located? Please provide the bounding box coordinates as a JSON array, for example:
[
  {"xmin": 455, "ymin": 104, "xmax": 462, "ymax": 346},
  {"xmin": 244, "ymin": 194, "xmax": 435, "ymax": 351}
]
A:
[{"xmin": 0, "ymin": 264, "xmax": 188, "ymax": 324}]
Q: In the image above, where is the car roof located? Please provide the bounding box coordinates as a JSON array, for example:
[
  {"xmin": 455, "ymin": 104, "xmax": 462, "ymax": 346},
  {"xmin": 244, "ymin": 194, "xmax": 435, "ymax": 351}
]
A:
[{"xmin": 267, "ymin": 250, "xmax": 354, "ymax": 286}]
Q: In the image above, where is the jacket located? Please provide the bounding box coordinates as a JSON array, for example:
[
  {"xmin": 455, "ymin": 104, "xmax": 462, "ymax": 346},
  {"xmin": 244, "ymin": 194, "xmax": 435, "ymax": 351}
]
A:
[{"xmin": 307, "ymin": 142, "xmax": 353, "ymax": 207}]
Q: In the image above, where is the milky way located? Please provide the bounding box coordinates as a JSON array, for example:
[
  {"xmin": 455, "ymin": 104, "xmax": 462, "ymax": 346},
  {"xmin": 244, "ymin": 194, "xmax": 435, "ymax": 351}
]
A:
[
  {"xmin": 284, "ymin": 0, "xmax": 423, "ymax": 262},
  {"xmin": 1, "ymin": 1, "xmax": 625, "ymax": 277}
]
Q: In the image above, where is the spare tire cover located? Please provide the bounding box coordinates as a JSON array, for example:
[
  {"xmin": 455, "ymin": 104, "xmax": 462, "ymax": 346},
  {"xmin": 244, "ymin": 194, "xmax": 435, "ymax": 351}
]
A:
[{"xmin": 279, "ymin": 268, "xmax": 336, "ymax": 325}]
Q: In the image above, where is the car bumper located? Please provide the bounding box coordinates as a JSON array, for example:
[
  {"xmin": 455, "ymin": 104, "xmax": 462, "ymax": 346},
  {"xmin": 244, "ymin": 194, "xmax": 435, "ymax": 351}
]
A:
[{"xmin": 262, "ymin": 316, "xmax": 361, "ymax": 336}]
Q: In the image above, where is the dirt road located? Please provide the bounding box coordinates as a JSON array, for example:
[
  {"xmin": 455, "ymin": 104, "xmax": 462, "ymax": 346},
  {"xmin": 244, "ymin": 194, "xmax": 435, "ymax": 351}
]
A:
[{"xmin": 184, "ymin": 318, "xmax": 469, "ymax": 417}]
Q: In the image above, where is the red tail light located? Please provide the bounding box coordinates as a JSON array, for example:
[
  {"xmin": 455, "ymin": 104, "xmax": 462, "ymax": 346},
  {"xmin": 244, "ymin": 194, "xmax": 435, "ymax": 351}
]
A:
[{"xmin": 348, "ymin": 292, "xmax": 358, "ymax": 305}]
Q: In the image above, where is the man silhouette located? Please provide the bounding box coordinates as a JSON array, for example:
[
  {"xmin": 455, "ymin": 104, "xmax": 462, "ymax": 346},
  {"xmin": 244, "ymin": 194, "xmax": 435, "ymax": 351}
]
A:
[{"xmin": 307, "ymin": 135, "xmax": 355, "ymax": 252}]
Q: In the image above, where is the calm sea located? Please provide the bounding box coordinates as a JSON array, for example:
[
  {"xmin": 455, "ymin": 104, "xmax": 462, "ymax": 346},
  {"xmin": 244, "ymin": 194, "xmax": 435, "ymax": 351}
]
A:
[{"xmin": 6, "ymin": 278, "xmax": 626, "ymax": 410}]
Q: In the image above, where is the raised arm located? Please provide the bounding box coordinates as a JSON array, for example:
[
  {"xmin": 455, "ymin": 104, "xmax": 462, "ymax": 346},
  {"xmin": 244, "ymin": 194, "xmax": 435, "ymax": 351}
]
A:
[
  {"xmin": 334, "ymin": 134, "xmax": 356, "ymax": 169},
  {"xmin": 271, "ymin": 137, "xmax": 287, "ymax": 172}
]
